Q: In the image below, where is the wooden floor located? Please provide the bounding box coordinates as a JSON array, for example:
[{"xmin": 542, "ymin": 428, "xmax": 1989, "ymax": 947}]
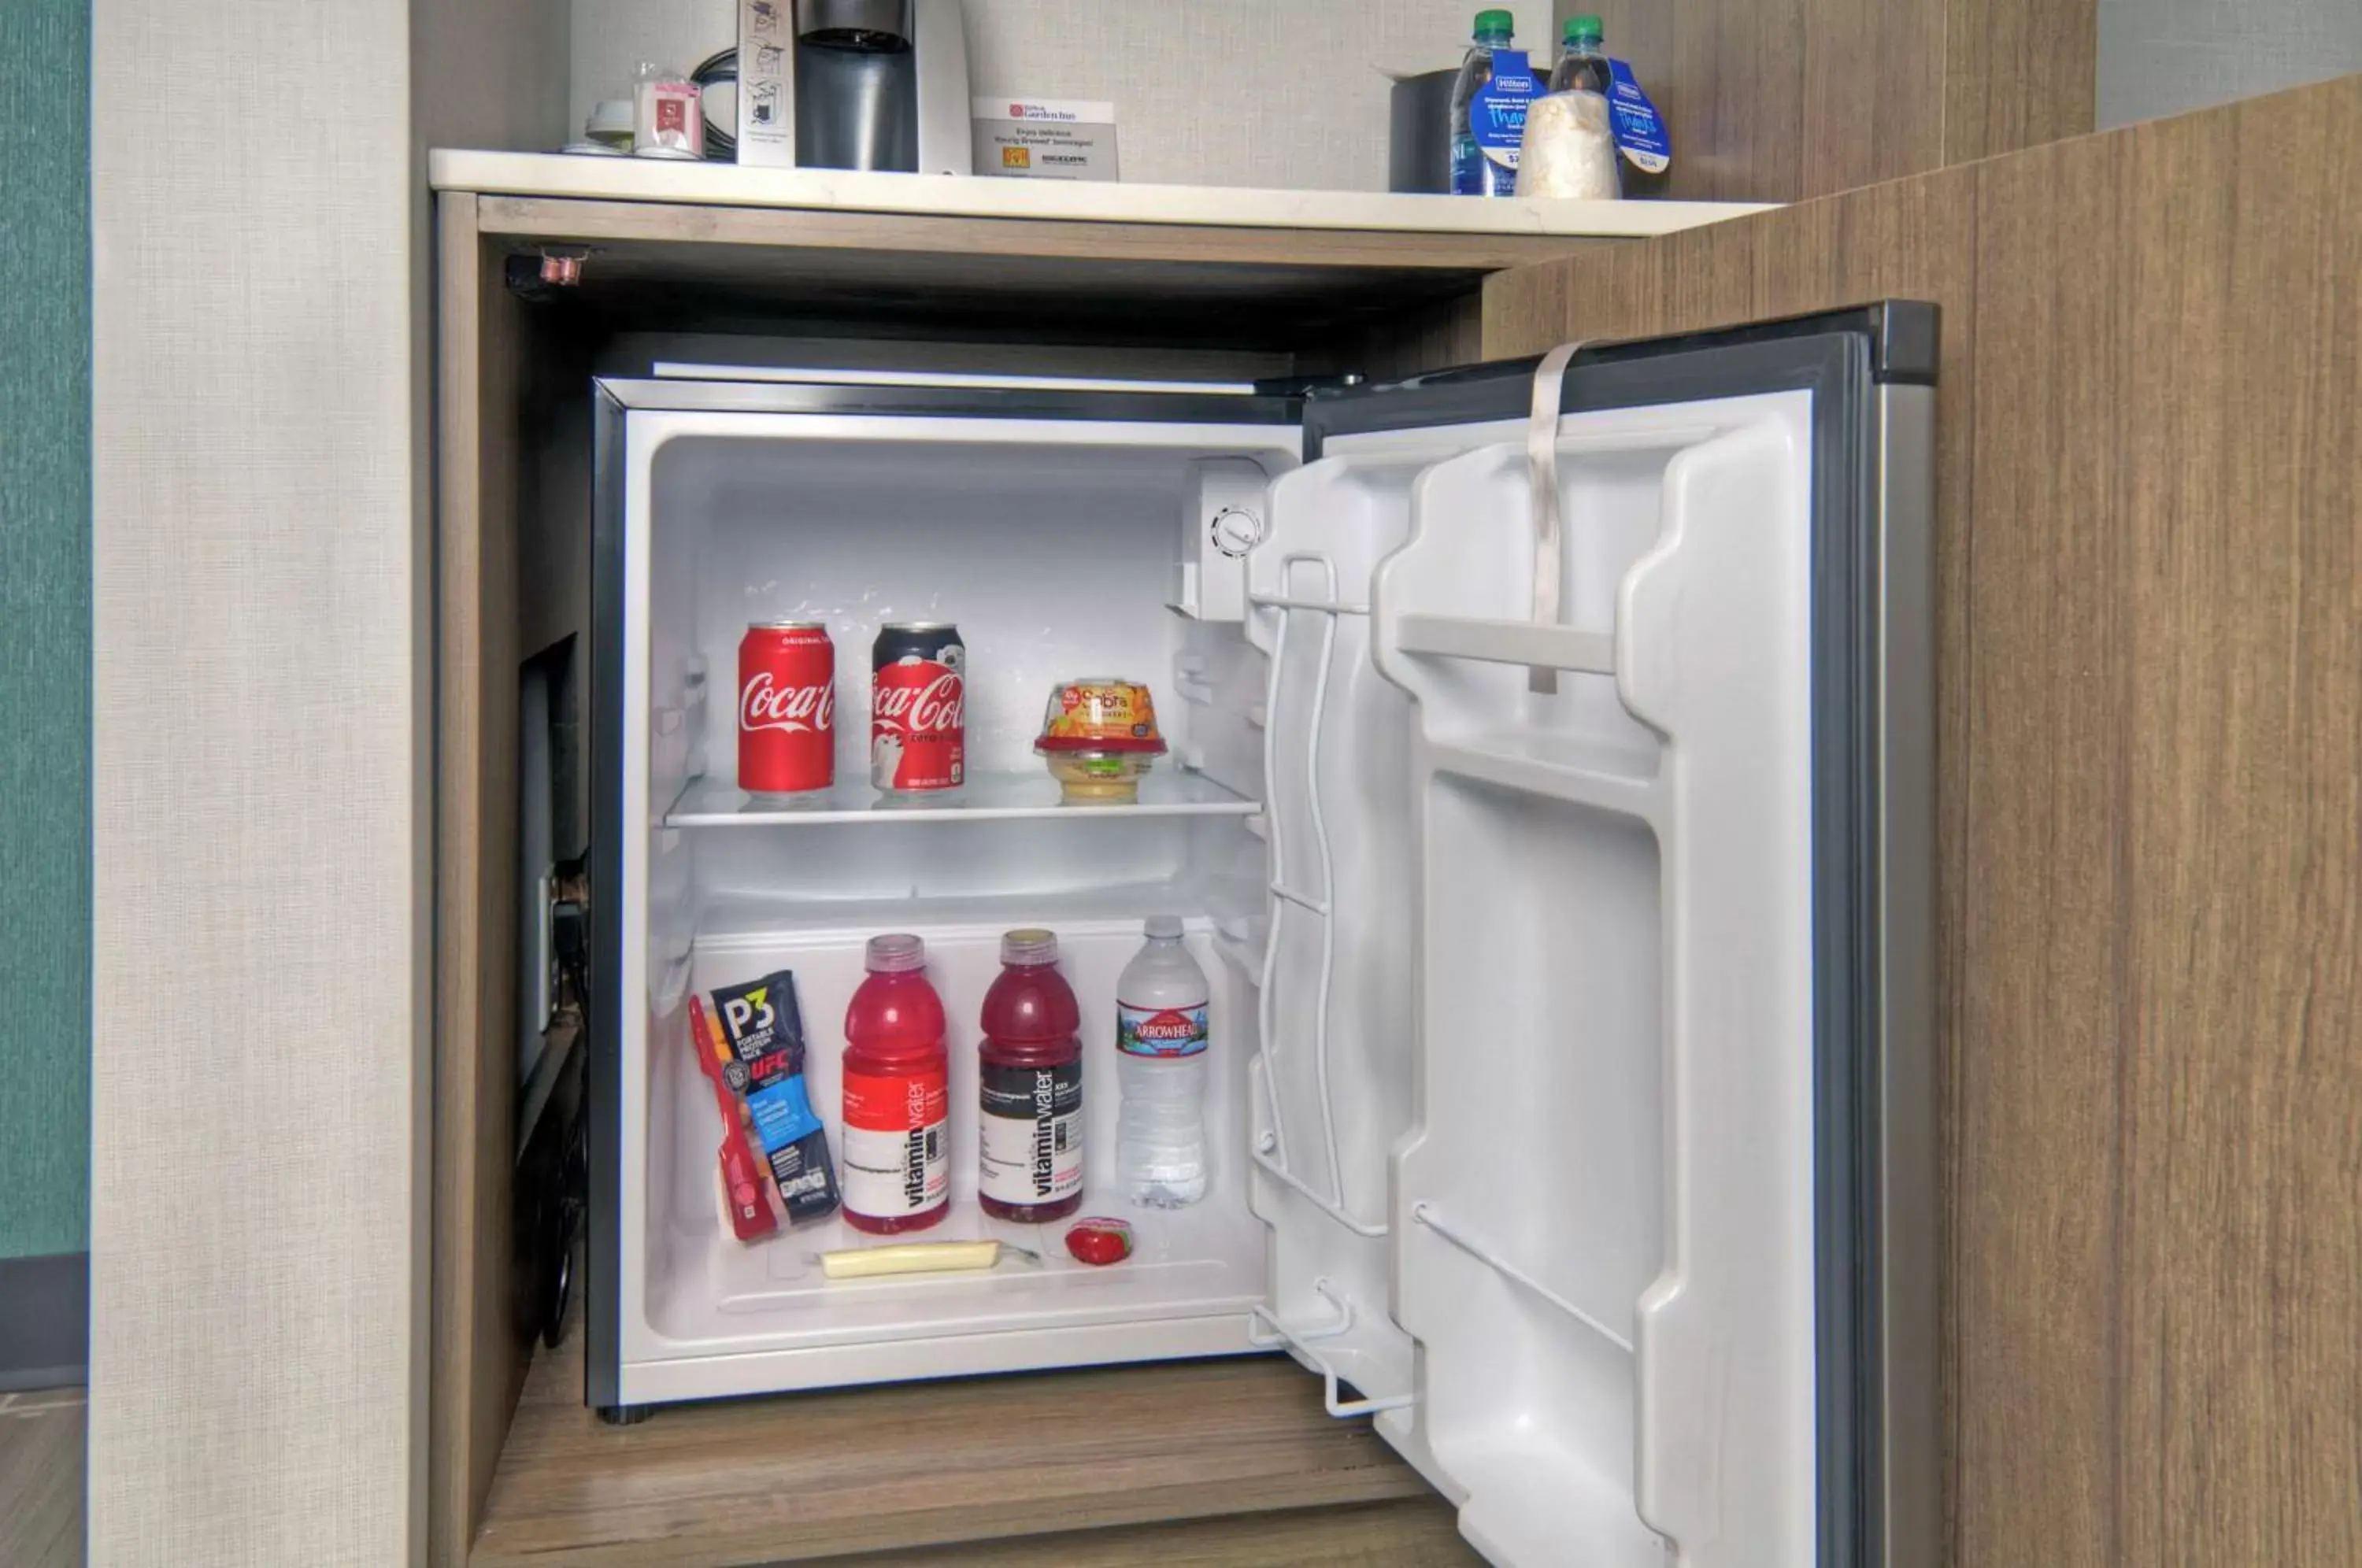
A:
[
  {"xmin": 0, "ymin": 1365, "xmax": 1466, "ymax": 1567},
  {"xmin": 0, "ymin": 1386, "xmax": 86, "ymax": 1567},
  {"xmin": 472, "ymin": 1329, "xmax": 1476, "ymax": 1567}
]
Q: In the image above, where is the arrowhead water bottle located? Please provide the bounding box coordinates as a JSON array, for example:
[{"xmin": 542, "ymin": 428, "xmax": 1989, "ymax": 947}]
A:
[{"xmin": 1114, "ymin": 917, "xmax": 1211, "ymax": 1207}]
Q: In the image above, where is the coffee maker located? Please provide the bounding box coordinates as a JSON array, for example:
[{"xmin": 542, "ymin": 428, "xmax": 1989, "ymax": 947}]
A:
[{"xmin": 735, "ymin": 0, "xmax": 972, "ymax": 175}]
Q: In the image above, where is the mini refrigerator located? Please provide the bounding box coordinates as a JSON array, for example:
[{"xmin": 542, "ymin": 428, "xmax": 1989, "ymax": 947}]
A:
[{"xmin": 580, "ymin": 304, "xmax": 1939, "ymax": 1568}]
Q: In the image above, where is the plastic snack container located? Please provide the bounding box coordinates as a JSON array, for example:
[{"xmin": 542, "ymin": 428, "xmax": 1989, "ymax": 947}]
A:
[{"xmin": 1033, "ymin": 679, "xmax": 1168, "ymax": 803}]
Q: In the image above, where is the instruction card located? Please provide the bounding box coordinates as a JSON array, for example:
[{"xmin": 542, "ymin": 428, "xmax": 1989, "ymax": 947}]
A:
[{"xmin": 972, "ymin": 98, "xmax": 1120, "ymax": 180}]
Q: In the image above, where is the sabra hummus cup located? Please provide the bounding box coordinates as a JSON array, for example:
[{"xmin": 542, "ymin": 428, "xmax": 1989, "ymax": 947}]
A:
[{"xmin": 1035, "ymin": 679, "xmax": 1168, "ymax": 802}]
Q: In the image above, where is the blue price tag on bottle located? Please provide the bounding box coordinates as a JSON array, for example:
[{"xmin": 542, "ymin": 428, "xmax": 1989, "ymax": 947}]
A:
[
  {"xmin": 1608, "ymin": 59, "xmax": 1670, "ymax": 172},
  {"xmin": 1474, "ymin": 51, "xmax": 1537, "ymax": 156}
]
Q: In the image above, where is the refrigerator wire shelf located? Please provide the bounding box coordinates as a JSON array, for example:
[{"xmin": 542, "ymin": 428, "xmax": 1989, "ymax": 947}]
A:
[
  {"xmin": 1247, "ymin": 1279, "xmax": 1416, "ymax": 1418},
  {"xmin": 1251, "ymin": 590, "xmax": 1372, "ymax": 616},
  {"xmin": 1248, "ymin": 553, "xmax": 1389, "ymax": 1241},
  {"xmin": 1250, "ymin": 1053, "xmax": 1386, "ymax": 1237}
]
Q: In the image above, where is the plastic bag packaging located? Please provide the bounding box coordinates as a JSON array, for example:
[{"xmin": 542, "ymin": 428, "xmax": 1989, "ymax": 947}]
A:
[
  {"xmin": 691, "ymin": 971, "xmax": 841, "ymax": 1234},
  {"xmin": 1516, "ymin": 89, "xmax": 1620, "ymax": 198}
]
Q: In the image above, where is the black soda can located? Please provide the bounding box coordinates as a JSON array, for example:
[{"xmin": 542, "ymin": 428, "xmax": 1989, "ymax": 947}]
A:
[{"xmin": 870, "ymin": 622, "xmax": 965, "ymax": 792}]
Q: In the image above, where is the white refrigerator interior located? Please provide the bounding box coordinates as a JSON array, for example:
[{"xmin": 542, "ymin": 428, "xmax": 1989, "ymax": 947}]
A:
[
  {"xmin": 588, "ymin": 325, "xmax": 1931, "ymax": 1568},
  {"xmin": 620, "ymin": 417, "xmax": 1301, "ymax": 1397}
]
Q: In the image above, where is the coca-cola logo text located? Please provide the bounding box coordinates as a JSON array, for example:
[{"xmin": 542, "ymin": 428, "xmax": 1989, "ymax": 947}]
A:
[
  {"xmin": 741, "ymin": 671, "xmax": 835, "ymax": 734},
  {"xmin": 872, "ymin": 667, "xmax": 964, "ymax": 735}
]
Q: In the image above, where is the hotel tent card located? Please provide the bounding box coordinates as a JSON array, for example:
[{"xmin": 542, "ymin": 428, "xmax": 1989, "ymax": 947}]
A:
[{"xmin": 972, "ymin": 98, "xmax": 1120, "ymax": 180}]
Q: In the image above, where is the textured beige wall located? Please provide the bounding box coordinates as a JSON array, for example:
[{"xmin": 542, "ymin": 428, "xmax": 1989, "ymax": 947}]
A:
[
  {"xmin": 567, "ymin": 0, "xmax": 1557, "ymax": 190},
  {"xmin": 90, "ymin": 0, "xmax": 423, "ymax": 1559},
  {"xmin": 90, "ymin": 0, "xmax": 565, "ymax": 1562},
  {"xmin": 2098, "ymin": 0, "xmax": 2362, "ymax": 124}
]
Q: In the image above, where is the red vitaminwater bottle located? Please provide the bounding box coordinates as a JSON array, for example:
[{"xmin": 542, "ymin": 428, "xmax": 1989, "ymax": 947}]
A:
[
  {"xmin": 977, "ymin": 928, "xmax": 1084, "ymax": 1223},
  {"xmin": 840, "ymin": 934, "xmax": 951, "ymax": 1233}
]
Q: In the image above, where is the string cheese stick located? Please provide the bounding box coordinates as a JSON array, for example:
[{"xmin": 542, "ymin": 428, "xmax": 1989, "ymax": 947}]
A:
[{"xmin": 820, "ymin": 1241, "xmax": 1006, "ymax": 1279}]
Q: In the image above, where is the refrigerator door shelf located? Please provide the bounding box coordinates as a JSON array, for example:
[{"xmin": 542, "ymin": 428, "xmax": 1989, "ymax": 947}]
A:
[{"xmin": 1376, "ymin": 401, "xmax": 1820, "ymax": 1568}]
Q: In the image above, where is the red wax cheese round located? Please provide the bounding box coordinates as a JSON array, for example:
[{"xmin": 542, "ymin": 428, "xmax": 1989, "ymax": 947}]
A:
[{"xmin": 1064, "ymin": 1217, "xmax": 1135, "ymax": 1267}]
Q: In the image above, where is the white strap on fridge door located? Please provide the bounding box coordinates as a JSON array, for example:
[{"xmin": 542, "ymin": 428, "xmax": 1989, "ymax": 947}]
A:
[
  {"xmin": 1371, "ymin": 388, "xmax": 1823, "ymax": 1568},
  {"xmin": 1522, "ymin": 342, "xmax": 1583, "ymax": 695}
]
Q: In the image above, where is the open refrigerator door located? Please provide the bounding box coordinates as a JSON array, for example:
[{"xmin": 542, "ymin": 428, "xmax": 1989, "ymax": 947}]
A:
[{"xmin": 1249, "ymin": 310, "xmax": 1938, "ymax": 1568}]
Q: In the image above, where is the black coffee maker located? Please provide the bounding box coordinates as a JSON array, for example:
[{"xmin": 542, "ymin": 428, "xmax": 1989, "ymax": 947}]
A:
[{"xmin": 735, "ymin": 0, "xmax": 972, "ymax": 175}]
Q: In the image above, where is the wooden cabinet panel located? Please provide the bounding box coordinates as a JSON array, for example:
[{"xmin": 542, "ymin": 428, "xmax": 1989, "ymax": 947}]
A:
[
  {"xmin": 1949, "ymin": 131, "xmax": 2132, "ymax": 1562},
  {"xmin": 464, "ymin": 194, "xmax": 1611, "ymax": 353},
  {"xmin": 2103, "ymin": 85, "xmax": 2362, "ymax": 1568},
  {"xmin": 429, "ymin": 194, "xmax": 1562, "ymax": 1564},
  {"xmin": 434, "ymin": 189, "xmax": 533, "ymax": 1568},
  {"xmin": 1556, "ymin": 0, "xmax": 2092, "ymax": 202},
  {"xmin": 1943, "ymin": 0, "xmax": 2100, "ymax": 183},
  {"xmin": 1482, "ymin": 72, "xmax": 2362, "ymax": 1568}
]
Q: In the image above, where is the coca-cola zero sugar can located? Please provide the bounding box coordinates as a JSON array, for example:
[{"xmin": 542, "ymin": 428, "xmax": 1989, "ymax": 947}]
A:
[
  {"xmin": 739, "ymin": 621, "xmax": 835, "ymax": 794},
  {"xmin": 871, "ymin": 623, "xmax": 964, "ymax": 792}
]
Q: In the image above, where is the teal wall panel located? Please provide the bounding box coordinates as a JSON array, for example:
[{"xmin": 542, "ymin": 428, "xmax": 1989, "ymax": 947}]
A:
[{"xmin": 0, "ymin": 0, "xmax": 91, "ymax": 1259}]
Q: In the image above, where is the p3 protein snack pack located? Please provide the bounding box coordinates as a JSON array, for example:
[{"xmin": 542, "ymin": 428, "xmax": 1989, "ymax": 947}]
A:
[{"xmin": 692, "ymin": 970, "xmax": 841, "ymax": 1228}]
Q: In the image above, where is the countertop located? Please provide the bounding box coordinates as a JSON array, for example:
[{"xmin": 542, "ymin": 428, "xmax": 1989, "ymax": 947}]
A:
[{"xmin": 428, "ymin": 150, "xmax": 1768, "ymax": 238}]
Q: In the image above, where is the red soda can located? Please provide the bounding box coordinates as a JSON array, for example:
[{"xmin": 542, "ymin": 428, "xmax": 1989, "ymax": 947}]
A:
[
  {"xmin": 870, "ymin": 623, "xmax": 965, "ymax": 793},
  {"xmin": 738, "ymin": 621, "xmax": 835, "ymax": 794}
]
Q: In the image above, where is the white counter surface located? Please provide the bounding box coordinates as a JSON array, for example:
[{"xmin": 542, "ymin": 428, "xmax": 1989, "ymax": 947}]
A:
[{"xmin": 429, "ymin": 150, "xmax": 1767, "ymax": 238}]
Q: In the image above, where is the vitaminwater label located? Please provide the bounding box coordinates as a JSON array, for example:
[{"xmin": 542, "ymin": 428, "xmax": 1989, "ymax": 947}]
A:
[
  {"xmin": 1607, "ymin": 60, "xmax": 1670, "ymax": 174},
  {"xmin": 1454, "ymin": 50, "xmax": 1538, "ymax": 195},
  {"xmin": 1117, "ymin": 1001, "xmax": 1209, "ymax": 1060},
  {"xmin": 841, "ymin": 1067, "xmax": 950, "ymax": 1219},
  {"xmin": 979, "ymin": 1060, "xmax": 1083, "ymax": 1206}
]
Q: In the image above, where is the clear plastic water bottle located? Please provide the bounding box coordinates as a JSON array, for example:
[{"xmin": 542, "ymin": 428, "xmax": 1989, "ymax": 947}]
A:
[
  {"xmin": 1550, "ymin": 13, "xmax": 1612, "ymax": 96},
  {"xmin": 1115, "ymin": 916, "xmax": 1210, "ymax": 1207},
  {"xmin": 1449, "ymin": 8, "xmax": 1520, "ymax": 196}
]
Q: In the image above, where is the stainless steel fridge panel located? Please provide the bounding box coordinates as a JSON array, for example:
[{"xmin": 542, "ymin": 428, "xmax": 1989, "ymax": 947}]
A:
[{"xmin": 1874, "ymin": 381, "xmax": 1941, "ymax": 1568}]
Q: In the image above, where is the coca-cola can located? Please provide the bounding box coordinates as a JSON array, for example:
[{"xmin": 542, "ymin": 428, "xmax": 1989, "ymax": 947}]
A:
[
  {"xmin": 871, "ymin": 623, "xmax": 965, "ymax": 793},
  {"xmin": 739, "ymin": 621, "xmax": 835, "ymax": 794}
]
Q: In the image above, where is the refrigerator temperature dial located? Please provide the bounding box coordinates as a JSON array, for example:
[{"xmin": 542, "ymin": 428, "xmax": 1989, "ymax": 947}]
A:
[{"xmin": 1209, "ymin": 506, "xmax": 1266, "ymax": 558}]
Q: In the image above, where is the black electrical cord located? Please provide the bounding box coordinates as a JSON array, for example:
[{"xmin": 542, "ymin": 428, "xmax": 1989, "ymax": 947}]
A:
[{"xmin": 693, "ymin": 47, "xmax": 739, "ymax": 161}]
